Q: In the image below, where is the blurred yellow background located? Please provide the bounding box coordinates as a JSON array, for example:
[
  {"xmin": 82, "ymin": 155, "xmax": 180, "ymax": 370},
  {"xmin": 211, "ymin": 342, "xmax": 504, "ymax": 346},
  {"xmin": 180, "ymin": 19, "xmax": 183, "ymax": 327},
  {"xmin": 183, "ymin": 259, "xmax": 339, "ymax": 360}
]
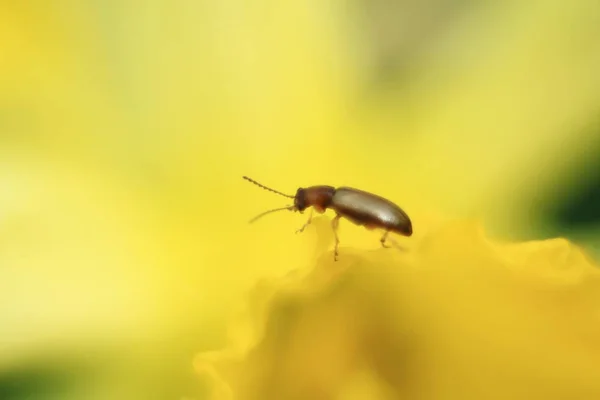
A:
[{"xmin": 1, "ymin": 1, "xmax": 599, "ymax": 399}]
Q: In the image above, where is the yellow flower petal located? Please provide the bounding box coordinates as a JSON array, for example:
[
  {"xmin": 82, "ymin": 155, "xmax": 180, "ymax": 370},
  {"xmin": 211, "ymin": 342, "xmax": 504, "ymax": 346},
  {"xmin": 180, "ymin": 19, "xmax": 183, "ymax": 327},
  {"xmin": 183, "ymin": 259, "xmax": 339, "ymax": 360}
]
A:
[{"xmin": 196, "ymin": 217, "xmax": 600, "ymax": 400}]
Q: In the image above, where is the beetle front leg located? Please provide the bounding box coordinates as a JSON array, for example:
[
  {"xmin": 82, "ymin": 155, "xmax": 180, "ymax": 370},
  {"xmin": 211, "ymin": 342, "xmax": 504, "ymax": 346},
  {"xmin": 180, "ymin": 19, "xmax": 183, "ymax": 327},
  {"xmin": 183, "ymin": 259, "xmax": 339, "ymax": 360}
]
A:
[
  {"xmin": 331, "ymin": 214, "xmax": 341, "ymax": 261},
  {"xmin": 295, "ymin": 209, "xmax": 313, "ymax": 234},
  {"xmin": 380, "ymin": 231, "xmax": 391, "ymax": 248}
]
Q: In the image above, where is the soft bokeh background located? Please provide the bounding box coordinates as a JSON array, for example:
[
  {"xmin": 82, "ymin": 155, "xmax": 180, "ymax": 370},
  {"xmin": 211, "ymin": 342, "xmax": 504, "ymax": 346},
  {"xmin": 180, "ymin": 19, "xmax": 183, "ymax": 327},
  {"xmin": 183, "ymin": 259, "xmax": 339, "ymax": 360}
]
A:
[{"xmin": 1, "ymin": 1, "xmax": 599, "ymax": 399}]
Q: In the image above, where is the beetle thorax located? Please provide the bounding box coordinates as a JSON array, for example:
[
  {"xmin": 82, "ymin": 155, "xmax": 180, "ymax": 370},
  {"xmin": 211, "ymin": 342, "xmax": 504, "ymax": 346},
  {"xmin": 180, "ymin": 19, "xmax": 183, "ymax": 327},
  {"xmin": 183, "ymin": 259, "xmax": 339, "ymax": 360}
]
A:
[{"xmin": 296, "ymin": 186, "xmax": 336, "ymax": 213}]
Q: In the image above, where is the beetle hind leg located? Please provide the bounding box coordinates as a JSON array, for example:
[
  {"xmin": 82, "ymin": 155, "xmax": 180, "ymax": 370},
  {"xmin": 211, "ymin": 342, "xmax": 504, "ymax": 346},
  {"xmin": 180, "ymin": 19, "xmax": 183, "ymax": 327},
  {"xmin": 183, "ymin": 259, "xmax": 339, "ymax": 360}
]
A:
[
  {"xmin": 380, "ymin": 231, "xmax": 391, "ymax": 248},
  {"xmin": 331, "ymin": 214, "xmax": 341, "ymax": 261}
]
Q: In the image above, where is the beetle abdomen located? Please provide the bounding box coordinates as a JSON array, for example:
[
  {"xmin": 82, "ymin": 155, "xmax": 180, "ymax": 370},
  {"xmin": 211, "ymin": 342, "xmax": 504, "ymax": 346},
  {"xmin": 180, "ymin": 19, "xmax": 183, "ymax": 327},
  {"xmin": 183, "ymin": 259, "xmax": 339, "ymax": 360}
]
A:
[{"xmin": 331, "ymin": 187, "xmax": 412, "ymax": 236}]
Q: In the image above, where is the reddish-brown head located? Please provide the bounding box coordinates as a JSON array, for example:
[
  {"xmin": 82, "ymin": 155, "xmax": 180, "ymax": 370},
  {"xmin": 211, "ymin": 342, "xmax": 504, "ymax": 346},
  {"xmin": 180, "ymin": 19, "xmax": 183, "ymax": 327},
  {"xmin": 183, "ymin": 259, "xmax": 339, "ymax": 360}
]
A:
[
  {"xmin": 242, "ymin": 177, "xmax": 339, "ymax": 224},
  {"xmin": 294, "ymin": 186, "xmax": 336, "ymax": 213}
]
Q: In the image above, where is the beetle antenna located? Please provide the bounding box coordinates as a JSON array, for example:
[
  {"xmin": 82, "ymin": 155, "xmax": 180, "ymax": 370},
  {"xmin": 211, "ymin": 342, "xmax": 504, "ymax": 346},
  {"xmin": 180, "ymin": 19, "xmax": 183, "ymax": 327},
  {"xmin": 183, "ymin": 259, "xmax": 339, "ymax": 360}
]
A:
[
  {"xmin": 249, "ymin": 206, "xmax": 295, "ymax": 224},
  {"xmin": 243, "ymin": 176, "xmax": 295, "ymax": 199}
]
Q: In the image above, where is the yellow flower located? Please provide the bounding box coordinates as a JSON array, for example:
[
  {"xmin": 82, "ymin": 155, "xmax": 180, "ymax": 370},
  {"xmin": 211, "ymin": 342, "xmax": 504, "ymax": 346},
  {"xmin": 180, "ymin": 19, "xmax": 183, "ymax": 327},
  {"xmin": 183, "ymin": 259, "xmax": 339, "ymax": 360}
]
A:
[
  {"xmin": 195, "ymin": 217, "xmax": 600, "ymax": 400},
  {"xmin": 1, "ymin": 2, "xmax": 600, "ymax": 400}
]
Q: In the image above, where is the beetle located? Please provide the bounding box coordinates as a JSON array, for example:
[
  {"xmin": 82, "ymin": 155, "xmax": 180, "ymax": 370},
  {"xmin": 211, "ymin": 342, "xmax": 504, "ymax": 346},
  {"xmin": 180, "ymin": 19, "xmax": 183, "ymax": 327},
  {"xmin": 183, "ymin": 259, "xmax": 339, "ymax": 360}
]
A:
[{"xmin": 242, "ymin": 176, "xmax": 412, "ymax": 260}]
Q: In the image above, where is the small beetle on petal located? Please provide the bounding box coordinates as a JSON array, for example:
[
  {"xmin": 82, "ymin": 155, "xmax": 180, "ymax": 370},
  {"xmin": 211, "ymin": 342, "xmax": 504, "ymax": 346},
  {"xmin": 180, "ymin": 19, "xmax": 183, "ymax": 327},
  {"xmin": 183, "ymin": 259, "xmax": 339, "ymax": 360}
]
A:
[{"xmin": 243, "ymin": 176, "xmax": 412, "ymax": 260}]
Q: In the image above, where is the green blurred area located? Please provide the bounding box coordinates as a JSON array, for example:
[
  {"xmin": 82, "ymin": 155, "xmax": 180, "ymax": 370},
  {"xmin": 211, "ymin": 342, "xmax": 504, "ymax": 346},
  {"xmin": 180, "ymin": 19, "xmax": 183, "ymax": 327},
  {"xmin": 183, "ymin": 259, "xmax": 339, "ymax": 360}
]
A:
[{"xmin": 1, "ymin": 1, "xmax": 599, "ymax": 399}]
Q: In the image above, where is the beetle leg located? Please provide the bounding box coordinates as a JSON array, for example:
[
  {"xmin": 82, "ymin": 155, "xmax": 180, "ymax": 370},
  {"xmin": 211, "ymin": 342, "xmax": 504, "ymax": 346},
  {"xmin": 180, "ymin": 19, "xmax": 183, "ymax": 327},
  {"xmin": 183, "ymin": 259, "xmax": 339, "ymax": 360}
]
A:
[
  {"xmin": 380, "ymin": 231, "xmax": 391, "ymax": 248},
  {"xmin": 295, "ymin": 209, "xmax": 313, "ymax": 234},
  {"xmin": 331, "ymin": 214, "xmax": 341, "ymax": 261}
]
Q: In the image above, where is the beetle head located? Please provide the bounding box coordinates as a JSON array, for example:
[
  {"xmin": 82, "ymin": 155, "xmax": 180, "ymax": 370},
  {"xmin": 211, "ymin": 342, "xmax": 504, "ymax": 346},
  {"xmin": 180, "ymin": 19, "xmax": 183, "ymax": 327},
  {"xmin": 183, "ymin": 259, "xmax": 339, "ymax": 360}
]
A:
[{"xmin": 293, "ymin": 188, "xmax": 307, "ymax": 212}]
